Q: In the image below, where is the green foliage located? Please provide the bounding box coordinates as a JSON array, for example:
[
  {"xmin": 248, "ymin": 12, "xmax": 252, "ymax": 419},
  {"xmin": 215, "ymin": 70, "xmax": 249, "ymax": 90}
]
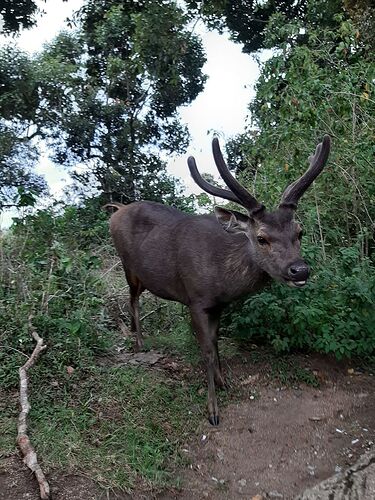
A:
[
  {"xmin": 185, "ymin": 0, "xmax": 344, "ymax": 53},
  {"xmin": 0, "ymin": 200, "xmax": 206, "ymax": 491},
  {"xmin": 344, "ymin": 0, "xmax": 375, "ymax": 51},
  {"xmin": 241, "ymin": 20, "xmax": 374, "ymax": 250},
  {"xmin": 213, "ymin": 1, "xmax": 375, "ymax": 360},
  {"xmin": 0, "ymin": 47, "xmax": 47, "ymax": 209},
  {"xmin": 223, "ymin": 247, "xmax": 375, "ymax": 358},
  {"xmin": 0, "ymin": 1, "xmax": 207, "ymax": 208},
  {"xmin": 0, "ymin": 0, "xmax": 41, "ymax": 34},
  {"xmin": 143, "ymin": 301, "xmax": 201, "ymax": 364},
  {"xmin": 40, "ymin": 1, "xmax": 205, "ymax": 203},
  {"xmin": 0, "ymin": 202, "xmax": 114, "ymax": 389}
]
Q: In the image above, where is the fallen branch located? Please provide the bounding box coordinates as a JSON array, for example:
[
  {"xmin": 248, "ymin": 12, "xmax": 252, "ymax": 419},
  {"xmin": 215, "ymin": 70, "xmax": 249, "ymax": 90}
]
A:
[
  {"xmin": 17, "ymin": 317, "xmax": 50, "ymax": 499},
  {"xmin": 140, "ymin": 303, "xmax": 168, "ymax": 322}
]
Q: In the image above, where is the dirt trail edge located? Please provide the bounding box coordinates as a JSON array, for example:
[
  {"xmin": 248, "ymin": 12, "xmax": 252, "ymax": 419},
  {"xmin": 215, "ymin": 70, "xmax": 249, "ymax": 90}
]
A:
[{"xmin": 296, "ymin": 447, "xmax": 375, "ymax": 499}]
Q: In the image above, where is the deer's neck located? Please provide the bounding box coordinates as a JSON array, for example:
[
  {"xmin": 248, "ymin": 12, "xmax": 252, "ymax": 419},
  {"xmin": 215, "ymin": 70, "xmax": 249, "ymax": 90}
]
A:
[{"xmin": 222, "ymin": 236, "xmax": 270, "ymax": 300}]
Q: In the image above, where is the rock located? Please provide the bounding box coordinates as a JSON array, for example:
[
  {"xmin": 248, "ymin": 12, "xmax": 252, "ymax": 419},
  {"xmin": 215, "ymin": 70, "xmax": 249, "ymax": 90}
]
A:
[{"xmin": 296, "ymin": 448, "xmax": 375, "ymax": 499}]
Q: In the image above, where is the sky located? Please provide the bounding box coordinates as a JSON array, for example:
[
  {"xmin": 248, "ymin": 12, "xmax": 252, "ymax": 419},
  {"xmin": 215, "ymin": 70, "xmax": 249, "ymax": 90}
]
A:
[{"xmin": 0, "ymin": 0, "xmax": 262, "ymax": 227}]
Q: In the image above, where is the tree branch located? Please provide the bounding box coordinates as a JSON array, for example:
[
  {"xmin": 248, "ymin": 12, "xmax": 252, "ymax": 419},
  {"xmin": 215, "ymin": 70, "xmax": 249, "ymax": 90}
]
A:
[{"xmin": 17, "ymin": 316, "xmax": 50, "ymax": 499}]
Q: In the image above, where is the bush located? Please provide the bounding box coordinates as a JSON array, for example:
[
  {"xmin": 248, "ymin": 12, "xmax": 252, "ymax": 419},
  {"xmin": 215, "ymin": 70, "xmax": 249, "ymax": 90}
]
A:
[
  {"xmin": 223, "ymin": 245, "xmax": 375, "ymax": 359},
  {"xmin": 0, "ymin": 202, "xmax": 115, "ymax": 389}
]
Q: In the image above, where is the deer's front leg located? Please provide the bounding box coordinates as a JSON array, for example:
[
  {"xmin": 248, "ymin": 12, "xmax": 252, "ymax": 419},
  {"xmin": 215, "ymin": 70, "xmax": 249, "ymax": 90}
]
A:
[{"xmin": 190, "ymin": 305, "xmax": 221, "ymax": 426}]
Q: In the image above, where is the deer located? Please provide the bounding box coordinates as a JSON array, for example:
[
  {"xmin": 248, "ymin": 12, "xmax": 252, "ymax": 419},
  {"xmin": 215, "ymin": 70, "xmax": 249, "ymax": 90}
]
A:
[{"xmin": 106, "ymin": 135, "xmax": 331, "ymax": 426}]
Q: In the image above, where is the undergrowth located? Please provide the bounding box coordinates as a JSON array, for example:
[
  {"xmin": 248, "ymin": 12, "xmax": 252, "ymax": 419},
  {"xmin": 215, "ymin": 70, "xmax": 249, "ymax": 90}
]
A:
[{"xmin": 223, "ymin": 245, "xmax": 375, "ymax": 359}]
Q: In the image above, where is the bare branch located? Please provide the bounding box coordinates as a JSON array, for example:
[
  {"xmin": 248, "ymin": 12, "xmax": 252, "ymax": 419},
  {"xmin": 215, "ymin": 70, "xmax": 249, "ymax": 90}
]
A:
[{"xmin": 17, "ymin": 316, "xmax": 50, "ymax": 499}]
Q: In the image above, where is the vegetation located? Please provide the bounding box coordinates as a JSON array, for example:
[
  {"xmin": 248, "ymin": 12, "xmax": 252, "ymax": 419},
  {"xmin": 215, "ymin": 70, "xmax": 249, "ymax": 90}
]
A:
[
  {"xmin": 0, "ymin": 0, "xmax": 45, "ymax": 34},
  {"xmin": 219, "ymin": 0, "xmax": 375, "ymax": 358},
  {"xmin": 0, "ymin": 0, "xmax": 206, "ymax": 207},
  {"xmin": 0, "ymin": 0, "xmax": 374, "ymax": 494},
  {"xmin": 1, "ymin": 364, "xmax": 206, "ymax": 490}
]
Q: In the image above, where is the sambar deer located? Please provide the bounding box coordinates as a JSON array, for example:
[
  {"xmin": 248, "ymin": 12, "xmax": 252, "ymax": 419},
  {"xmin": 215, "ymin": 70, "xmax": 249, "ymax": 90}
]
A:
[{"xmin": 107, "ymin": 135, "xmax": 331, "ymax": 425}]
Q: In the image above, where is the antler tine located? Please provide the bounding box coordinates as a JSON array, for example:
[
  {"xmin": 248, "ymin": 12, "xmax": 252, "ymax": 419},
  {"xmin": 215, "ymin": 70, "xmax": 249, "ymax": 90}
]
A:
[
  {"xmin": 280, "ymin": 135, "xmax": 331, "ymax": 209},
  {"xmin": 212, "ymin": 137, "xmax": 264, "ymax": 214},
  {"xmin": 187, "ymin": 156, "xmax": 243, "ymax": 205}
]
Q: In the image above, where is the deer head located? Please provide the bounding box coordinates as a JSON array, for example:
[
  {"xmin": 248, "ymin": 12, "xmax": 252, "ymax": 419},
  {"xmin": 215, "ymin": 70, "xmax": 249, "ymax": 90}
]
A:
[{"xmin": 188, "ymin": 135, "xmax": 331, "ymax": 287}]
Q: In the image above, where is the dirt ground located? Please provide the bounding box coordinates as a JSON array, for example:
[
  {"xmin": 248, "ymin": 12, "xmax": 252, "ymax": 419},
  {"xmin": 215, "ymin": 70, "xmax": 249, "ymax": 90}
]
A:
[{"xmin": 1, "ymin": 352, "xmax": 374, "ymax": 500}]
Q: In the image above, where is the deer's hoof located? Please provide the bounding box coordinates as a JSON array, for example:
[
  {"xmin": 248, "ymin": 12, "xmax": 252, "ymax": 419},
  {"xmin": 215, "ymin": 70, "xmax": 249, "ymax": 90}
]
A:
[{"xmin": 209, "ymin": 415, "xmax": 220, "ymax": 426}]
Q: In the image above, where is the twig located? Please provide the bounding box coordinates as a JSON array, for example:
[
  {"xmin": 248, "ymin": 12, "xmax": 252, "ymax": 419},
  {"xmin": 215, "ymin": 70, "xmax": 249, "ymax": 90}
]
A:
[
  {"xmin": 98, "ymin": 260, "xmax": 121, "ymax": 279},
  {"xmin": 0, "ymin": 345, "xmax": 29, "ymax": 358},
  {"xmin": 17, "ymin": 316, "xmax": 50, "ymax": 499},
  {"xmin": 140, "ymin": 303, "xmax": 168, "ymax": 321},
  {"xmin": 313, "ymin": 185, "xmax": 326, "ymax": 261},
  {"xmin": 40, "ymin": 258, "xmax": 55, "ymax": 314}
]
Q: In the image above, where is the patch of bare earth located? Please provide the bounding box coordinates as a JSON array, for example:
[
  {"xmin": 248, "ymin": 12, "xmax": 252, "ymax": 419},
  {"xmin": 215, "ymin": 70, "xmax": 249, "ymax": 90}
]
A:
[
  {"xmin": 160, "ymin": 355, "xmax": 375, "ymax": 499},
  {"xmin": 0, "ymin": 456, "xmax": 133, "ymax": 500}
]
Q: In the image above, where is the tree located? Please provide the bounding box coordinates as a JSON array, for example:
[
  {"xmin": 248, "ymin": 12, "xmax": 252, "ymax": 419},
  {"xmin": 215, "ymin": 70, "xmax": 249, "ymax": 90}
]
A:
[
  {"xmin": 0, "ymin": 0, "xmax": 47, "ymax": 34},
  {"xmin": 35, "ymin": 0, "xmax": 207, "ymax": 203},
  {"xmin": 0, "ymin": 1, "xmax": 207, "ymax": 207},
  {"xmin": 186, "ymin": 0, "xmax": 347, "ymax": 53},
  {"xmin": 344, "ymin": 0, "xmax": 375, "ymax": 51},
  {"xmin": 199, "ymin": 0, "xmax": 374, "ymax": 257},
  {"xmin": 0, "ymin": 46, "xmax": 47, "ymax": 209},
  {"xmin": 195, "ymin": 0, "xmax": 375, "ymax": 358},
  {"xmin": 0, "ymin": 130, "xmax": 46, "ymax": 209}
]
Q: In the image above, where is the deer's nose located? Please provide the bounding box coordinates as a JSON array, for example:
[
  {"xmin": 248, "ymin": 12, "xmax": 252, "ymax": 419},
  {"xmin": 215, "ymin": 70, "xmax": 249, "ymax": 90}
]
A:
[{"xmin": 288, "ymin": 263, "xmax": 309, "ymax": 281}]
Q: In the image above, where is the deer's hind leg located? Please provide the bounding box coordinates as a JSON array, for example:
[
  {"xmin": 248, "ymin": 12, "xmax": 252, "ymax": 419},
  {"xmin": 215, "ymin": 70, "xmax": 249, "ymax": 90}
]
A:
[{"xmin": 125, "ymin": 270, "xmax": 145, "ymax": 350}]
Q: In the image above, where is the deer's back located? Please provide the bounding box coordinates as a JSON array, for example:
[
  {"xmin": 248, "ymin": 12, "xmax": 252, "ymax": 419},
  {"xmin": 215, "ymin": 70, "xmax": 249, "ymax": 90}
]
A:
[{"xmin": 110, "ymin": 201, "xmax": 239, "ymax": 304}]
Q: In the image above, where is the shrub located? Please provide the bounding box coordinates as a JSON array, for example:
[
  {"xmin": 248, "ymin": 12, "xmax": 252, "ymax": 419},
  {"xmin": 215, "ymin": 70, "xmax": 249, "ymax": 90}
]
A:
[
  {"xmin": 0, "ymin": 203, "xmax": 115, "ymax": 389},
  {"xmin": 223, "ymin": 245, "xmax": 375, "ymax": 359}
]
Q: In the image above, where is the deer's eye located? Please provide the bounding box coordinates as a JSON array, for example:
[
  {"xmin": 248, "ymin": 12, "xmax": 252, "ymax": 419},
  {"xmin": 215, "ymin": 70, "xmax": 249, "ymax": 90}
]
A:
[{"xmin": 257, "ymin": 236, "xmax": 269, "ymax": 246}]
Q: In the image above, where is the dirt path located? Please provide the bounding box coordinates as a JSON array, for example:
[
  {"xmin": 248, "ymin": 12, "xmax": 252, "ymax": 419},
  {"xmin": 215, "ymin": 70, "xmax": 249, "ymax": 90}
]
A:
[
  {"xmin": 160, "ymin": 358, "xmax": 375, "ymax": 500},
  {"xmin": 159, "ymin": 354, "xmax": 375, "ymax": 499},
  {"xmin": 164, "ymin": 385, "xmax": 375, "ymax": 499},
  {"xmin": 1, "ymin": 353, "xmax": 374, "ymax": 499}
]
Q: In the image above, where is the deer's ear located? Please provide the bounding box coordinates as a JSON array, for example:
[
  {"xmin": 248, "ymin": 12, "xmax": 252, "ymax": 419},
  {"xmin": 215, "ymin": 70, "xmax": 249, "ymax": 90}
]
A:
[{"xmin": 214, "ymin": 207, "xmax": 250, "ymax": 233}]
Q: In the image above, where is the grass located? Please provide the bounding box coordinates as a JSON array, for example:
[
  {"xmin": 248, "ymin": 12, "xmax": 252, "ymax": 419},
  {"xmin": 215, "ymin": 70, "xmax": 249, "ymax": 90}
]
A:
[
  {"xmin": 0, "ymin": 291, "xmax": 320, "ymax": 494},
  {"xmin": 140, "ymin": 297, "xmax": 320, "ymax": 390},
  {"xmin": 0, "ymin": 260, "xmax": 318, "ymax": 496},
  {"xmin": 144, "ymin": 314, "xmax": 201, "ymax": 365},
  {"xmin": 141, "ymin": 298, "xmax": 247, "ymax": 366},
  {"xmin": 0, "ymin": 365, "xmax": 206, "ymax": 492},
  {"xmin": 0, "ymin": 416, "xmax": 16, "ymax": 458}
]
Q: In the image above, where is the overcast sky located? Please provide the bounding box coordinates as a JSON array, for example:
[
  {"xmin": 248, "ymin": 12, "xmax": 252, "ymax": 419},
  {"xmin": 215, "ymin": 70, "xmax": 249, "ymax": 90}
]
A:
[{"xmin": 1, "ymin": 0, "xmax": 262, "ymax": 226}]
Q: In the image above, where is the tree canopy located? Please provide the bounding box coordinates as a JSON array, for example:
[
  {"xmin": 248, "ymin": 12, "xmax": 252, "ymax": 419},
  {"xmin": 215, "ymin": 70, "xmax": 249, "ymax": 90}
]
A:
[{"xmin": 0, "ymin": 0, "xmax": 207, "ymax": 208}]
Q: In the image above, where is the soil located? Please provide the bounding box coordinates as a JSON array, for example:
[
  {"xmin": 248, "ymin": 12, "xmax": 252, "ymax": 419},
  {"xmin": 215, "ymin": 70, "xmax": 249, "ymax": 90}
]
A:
[{"xmin": 1, "ymin": 351, "xmax": 374, "ymax": 500}]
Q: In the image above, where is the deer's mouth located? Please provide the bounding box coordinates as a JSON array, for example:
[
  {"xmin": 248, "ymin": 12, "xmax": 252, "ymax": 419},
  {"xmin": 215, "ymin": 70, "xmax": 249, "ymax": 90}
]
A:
[{"xmin": 286, "ymin": 279, "xmax": 307, "ymax": 288}]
